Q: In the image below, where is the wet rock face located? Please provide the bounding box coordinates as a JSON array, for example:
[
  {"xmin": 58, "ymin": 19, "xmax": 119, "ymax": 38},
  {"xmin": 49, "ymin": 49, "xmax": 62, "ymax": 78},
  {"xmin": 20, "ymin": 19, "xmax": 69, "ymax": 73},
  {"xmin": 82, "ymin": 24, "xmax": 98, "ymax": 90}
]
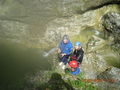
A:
[
  {"xmin": 0, "ymin": 0, "xmax": 120, "ymax": 47},
  {"xmin": 51, "ymin": 0, "xmax": 120, "ymax": 16},
  {"xmin": 0, "ymin": 20, "xmax": 28, "ymax": 42},
  {"xmin": 96, "ymin": 67, "xmax": 120, "ymax": 90},
  {"xmin": 97, "ymin": 67, "xmax": 120, "ymax": 82},
  {"xmin": 80, "ymin": 35, "xmax": 108, "ymax": 79},
  {"xmin": 44, "ymin": 12, "xmax": 96, "ymax": 45},
  {"xmin": 102, "ymin": 12, "xmax": 120, "ymax": 43}
]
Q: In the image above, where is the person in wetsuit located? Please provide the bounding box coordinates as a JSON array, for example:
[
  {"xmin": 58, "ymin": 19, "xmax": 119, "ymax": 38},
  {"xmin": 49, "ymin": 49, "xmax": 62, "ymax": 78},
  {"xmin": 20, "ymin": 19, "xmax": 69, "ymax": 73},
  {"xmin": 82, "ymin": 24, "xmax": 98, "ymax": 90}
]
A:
[
  {"xmin": 58, "ymin": 35, "xmax": 73, "ymax": 69},
  {"xmin": 72, "ymin": 42, "xmax": 84, "ymax": 64}
]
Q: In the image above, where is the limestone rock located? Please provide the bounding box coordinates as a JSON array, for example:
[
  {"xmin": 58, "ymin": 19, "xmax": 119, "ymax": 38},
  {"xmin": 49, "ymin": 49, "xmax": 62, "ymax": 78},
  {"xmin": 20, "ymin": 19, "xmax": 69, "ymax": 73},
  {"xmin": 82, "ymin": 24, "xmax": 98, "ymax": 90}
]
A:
[{"xmin": 102, "ymin": 12, "xmax": 120, "ymax": 43}]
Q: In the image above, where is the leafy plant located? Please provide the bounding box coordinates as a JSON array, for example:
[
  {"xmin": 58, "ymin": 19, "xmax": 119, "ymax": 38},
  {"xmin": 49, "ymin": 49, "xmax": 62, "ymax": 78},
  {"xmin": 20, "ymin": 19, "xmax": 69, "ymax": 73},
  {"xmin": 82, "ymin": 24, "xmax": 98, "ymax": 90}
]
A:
[{"xmin": 66, "ymin": 72, "xmax": 97, "ymax": 90}]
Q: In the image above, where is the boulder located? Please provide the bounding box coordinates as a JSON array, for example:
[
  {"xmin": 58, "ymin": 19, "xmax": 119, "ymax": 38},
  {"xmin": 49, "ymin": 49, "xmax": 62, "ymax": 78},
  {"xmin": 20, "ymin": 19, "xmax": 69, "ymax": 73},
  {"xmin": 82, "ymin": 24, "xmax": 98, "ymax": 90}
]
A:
[
  {"xmin": 96, "ymin": 67, "xmax": 120, "ymax": 90},
  {"xmin": 102, "ymin": 12, "xmax": 120, "ymax": 43},
  {"xmin": 97, "ymin": 67, "xmax": 120, "ymax": 83}
]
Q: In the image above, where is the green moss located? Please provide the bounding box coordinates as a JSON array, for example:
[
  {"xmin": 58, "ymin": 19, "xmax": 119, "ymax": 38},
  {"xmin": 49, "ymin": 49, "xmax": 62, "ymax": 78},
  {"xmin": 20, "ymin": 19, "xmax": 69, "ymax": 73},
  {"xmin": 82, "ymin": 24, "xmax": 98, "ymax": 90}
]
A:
[
  {"xmin": 104, "ymin": 56, "xmax": 120, "ymax": 68},
  {"xmin": 71, "ymin": 27, "xmax": 95, "ymax": 45},
  {"xmin": 100, "ymin": 45, "xmax": 120, "ymax": 68}
]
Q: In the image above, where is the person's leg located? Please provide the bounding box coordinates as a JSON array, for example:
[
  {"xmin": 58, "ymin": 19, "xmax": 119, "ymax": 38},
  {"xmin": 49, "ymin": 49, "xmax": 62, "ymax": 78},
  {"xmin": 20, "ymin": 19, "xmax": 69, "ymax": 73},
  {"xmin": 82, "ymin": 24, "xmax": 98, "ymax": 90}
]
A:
[
  {"xmin": 58, "ymin": 53, "xmax": 64, "ymax": 66},
  {"xmin": 61, "ymin": 56, "xmax": 66, "ymax": 64},
  {"xmin": 62, "ymin": 55, "xmax": 69, "ymax": 65},
  {"xmin": 78, "ymin": 58, "xmax": 83, "ymax": 64},
  {"xmin": 58, "ymin": 56, "xmax": 65, "ymax": 68},
  {"xmin": 61, "ymin": 55, "xmax": 70, "ymax": 69}
]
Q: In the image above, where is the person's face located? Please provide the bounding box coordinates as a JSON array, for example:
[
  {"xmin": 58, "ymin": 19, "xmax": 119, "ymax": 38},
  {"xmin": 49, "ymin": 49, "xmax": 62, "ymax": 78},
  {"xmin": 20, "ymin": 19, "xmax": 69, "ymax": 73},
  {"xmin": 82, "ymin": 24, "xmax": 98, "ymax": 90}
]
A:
[
  {"xmin": 71, "ymin": 68, "xmax": 75, "ymax": 71},
  {"xmin": 75, "ymin": 45, "xmax": 81, "ymax": 50},
  {"xmin": 63, "ymin": 39, "xmax": 68, "ymax": 44}
]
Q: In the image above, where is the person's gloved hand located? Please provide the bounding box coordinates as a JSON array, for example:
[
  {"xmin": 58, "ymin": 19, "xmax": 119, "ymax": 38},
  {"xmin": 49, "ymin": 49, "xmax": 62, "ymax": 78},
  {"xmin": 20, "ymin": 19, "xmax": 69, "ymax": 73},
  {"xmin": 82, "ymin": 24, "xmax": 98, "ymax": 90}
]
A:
[{"xmin": 61, "ymin": 53, "xmax": 66, "ymax": 57}]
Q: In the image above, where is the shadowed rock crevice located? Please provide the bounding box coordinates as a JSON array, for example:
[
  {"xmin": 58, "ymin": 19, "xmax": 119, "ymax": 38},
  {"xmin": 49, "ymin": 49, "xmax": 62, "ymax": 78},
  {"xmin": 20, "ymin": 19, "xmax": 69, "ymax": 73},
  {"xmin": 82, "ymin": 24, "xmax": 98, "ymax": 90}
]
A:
[{"xmin": 77, "ymin": 1, "xmax": 120, "ymax": 14}]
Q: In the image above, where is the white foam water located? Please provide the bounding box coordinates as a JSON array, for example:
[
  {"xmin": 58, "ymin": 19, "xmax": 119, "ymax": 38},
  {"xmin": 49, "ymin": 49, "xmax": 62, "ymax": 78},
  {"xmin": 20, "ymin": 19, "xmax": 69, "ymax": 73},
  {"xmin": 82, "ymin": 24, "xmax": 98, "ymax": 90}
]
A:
[{"xmin": 43, "ymin": 47, "xmax": 57, "ymax": 57}]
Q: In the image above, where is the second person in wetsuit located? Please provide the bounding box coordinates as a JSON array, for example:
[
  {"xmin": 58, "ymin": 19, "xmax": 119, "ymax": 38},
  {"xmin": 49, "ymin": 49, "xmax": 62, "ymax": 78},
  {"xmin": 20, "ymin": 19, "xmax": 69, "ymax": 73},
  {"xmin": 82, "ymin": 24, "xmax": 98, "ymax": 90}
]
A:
[{"xmin": 71, "ymin": 42, "xmax": 84, "ymax": 64}]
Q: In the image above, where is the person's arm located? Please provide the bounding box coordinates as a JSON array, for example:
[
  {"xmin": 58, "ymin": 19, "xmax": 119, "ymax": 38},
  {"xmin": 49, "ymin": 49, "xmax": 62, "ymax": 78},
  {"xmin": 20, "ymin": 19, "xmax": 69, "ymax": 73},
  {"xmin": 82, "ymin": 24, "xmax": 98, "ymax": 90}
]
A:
[{"xmin": 66, "ymin": 44, "xmax": 73, "ymax": 55}]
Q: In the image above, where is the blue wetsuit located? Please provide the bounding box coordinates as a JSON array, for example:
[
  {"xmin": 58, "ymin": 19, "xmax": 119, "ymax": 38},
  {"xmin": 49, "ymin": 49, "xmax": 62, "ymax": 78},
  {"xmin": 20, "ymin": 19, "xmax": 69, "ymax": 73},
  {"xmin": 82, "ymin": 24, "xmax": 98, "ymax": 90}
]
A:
[
  {"xmin": 70, "ymin": 67, "xmax": 80, "ymax": 75},
  {"xmin": 58, "ymin": 40, "xmax": 73, "ymax": 65}
]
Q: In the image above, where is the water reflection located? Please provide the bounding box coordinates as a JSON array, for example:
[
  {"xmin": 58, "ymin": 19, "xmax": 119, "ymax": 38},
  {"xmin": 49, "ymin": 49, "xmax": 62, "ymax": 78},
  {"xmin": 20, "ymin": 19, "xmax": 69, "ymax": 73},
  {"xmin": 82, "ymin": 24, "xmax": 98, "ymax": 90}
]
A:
[{"xmin": 0, "ymin": 40, "xmax": 51, "ymax": 89}]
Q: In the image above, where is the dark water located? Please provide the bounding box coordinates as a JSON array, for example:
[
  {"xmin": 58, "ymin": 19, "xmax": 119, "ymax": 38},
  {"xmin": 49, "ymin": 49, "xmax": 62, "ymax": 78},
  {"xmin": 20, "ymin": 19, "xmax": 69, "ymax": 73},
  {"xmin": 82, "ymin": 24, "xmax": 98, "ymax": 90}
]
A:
[
  {"xmin": 0, "ymin": 40, "xmax": 51, "ymax": 89},
  {"xmin": 0, "ymin": 0, "xmax": 63, "ymax": 89}
]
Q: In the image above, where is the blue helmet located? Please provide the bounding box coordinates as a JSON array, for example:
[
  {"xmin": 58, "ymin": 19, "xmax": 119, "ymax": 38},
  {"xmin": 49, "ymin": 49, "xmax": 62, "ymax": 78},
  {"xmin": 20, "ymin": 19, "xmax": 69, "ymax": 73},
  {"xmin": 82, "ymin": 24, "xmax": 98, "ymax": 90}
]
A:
[{"xmin": 75, "ymin": 41, "xmax": 81, "ymax": 46}]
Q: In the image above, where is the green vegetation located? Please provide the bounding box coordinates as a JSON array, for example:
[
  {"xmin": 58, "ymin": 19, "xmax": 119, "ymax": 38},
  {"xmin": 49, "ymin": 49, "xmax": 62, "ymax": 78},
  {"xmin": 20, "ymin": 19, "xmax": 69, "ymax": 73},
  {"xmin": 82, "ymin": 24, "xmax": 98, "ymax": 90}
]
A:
[
  {"xmin": 25, "ymin": 71, "xmax": 97, "ymax": 90},
  {"xmin": 66, "ymin": 72, "xmax": 97, "ymax": 90}
]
